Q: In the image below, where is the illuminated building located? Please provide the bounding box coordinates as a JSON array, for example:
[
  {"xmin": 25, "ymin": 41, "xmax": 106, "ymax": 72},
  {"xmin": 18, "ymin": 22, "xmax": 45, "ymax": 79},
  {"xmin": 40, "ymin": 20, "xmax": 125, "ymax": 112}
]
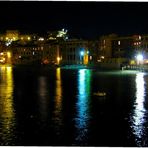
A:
[
  {"xmin": 59, "ymin": 39, "xmax": 89, "ymax": 65},
  {"xmin": 47, "ymin": 29, "xmax": 68, "ymax": 41},
  {"xmin": 5, "ymin": 30, "xmax": 19, "ymax": 41},
  {"xmin": 11, "ymin": 42, "xmax": 60, "ymax": 65},
  {"xmin": 11, "ymin": 42, "xmax": 46, "ymax": 65},
  {"xmin": 99, "ymin": 34, "xmax": 117, "ymax": 59},
  {"xmin": 98, "ymin": 34, "xmax": 148, "ymax": 68}
]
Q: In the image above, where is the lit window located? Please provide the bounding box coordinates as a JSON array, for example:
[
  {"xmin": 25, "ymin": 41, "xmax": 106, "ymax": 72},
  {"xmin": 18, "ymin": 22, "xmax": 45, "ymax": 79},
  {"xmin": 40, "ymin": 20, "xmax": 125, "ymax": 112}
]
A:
[{"xmin": 103, "ymin": 40, "xmax": 105, "ymax": 44}]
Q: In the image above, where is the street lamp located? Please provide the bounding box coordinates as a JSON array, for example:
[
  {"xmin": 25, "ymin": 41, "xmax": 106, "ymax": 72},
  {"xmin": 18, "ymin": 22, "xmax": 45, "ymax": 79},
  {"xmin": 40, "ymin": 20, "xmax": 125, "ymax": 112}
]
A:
[
  {"xmin": 136, "ymin": 54, "xmax": 143, "ymax": 65},
  {"xmin": 80, "ymin": 51, "xmax": 84, "ymax": 64},
  {"xmin": 80, "ymin": 51, "xmax": 84, "ymax": 56}
]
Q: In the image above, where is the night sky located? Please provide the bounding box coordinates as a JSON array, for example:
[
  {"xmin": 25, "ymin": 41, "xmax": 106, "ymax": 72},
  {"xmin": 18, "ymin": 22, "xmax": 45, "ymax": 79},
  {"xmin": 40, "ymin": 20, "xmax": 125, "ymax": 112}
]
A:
[{"xmin": 0, "ymin": 2, "xmax": 148, "ymax": 39}]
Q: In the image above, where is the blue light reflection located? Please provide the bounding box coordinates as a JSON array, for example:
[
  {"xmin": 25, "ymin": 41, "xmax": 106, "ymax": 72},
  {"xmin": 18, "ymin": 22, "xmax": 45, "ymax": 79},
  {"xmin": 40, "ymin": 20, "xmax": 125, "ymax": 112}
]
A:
[{"xmin": 74, "ymin": 69, "xmax": 92, "ymax": 144}]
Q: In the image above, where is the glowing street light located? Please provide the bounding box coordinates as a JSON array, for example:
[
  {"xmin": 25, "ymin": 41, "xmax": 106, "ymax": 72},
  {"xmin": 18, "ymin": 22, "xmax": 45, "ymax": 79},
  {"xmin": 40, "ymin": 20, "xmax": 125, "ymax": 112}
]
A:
[
  {"xmin": 80, "ymin": 51, "xmax": 84, "ymax": 56},
  {"xmin": 57, "ymin": 57, "xmax": 61, "ymax": 64},
  {"xmin": 136, "ymin": 54, "xmax": 143, "ymax": 61},
  {"xmin": 136, "ymin": 54, "xmax": 143, "ymax": 65}
]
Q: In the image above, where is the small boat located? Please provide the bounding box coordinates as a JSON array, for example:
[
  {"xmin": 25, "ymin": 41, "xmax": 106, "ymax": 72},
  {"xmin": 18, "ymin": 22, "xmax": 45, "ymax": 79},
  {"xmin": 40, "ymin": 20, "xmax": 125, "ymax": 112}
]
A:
[{"xmin": 93, "ymin": 91, "xmax": 106, "ymax": 97}]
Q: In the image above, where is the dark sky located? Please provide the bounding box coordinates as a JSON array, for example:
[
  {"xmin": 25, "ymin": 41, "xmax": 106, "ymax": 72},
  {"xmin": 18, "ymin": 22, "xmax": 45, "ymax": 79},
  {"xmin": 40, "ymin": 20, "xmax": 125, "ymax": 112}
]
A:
[{"xmin": 0, "ymin": 2, "xmax": 148, "ymax": 39}]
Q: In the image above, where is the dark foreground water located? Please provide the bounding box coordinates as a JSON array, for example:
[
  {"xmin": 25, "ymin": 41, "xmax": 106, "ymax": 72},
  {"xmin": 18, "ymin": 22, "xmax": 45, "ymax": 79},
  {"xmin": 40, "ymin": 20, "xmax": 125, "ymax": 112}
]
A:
[{"xmin": 0, "ymin": 66, "xmax": 148, "ymax": 146}]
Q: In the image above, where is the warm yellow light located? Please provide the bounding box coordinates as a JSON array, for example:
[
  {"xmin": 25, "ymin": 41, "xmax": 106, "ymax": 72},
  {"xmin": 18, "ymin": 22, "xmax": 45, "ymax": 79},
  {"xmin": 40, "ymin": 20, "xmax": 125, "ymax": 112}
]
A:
[
  {"xmin": 21, "ymin": 37, "xmax": 24, "ymax": 40},
  {"xmin": 7, "ymin": 52, "xmax": 11, "ymax": 58},
  {"xmin": 28, "ymin": 36, "xmax": 31, "ymax": 40},
  {"xmin": 0, "ymin": 66, "xmax": 15, "ymax": 137},
  {"xmin": 6, "ymin": 37, "xmax": 8, "ymax": 40},
  {"xmin": 0, "ymin": 52, "xmax": 4, "ymax": 55},
  {"xmin": 144, "ymin": 60, "xmax": 148, "ymax": 64},
  {"xmin": 0, "ymin": 59, "xmax": 4, "ymax": 62},
  {"xmin": 55, "ymin": 68, "xmax": 62, "ymax": 107},
  {"xmin": 130, "ymin": 60, "xmax": 136, "ymax": 65},
  {"xmin": 57, "ymin": 57, "xmax": 60, "ymax": 62}
]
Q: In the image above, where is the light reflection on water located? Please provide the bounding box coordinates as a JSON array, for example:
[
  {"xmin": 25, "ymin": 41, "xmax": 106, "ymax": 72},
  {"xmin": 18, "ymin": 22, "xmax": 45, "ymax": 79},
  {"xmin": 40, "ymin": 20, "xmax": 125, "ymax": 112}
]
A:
[
  {"xmin": 53, "ymin": 68, "xmax": 63, "ymax": 133},
  {"xmin": 0, "ymin": 66, "xmax": 16, "ymax": 145},
  {"xmin": 74, "ymin": 69, "xmax": 92, "ymax": 145},
  {"xmin": 38, "ymin": 76, "xmax": 49, "ymax": 121},
  {"xmin": 130, "ymin": 72, "xmax": 148, "ymax": 146}
]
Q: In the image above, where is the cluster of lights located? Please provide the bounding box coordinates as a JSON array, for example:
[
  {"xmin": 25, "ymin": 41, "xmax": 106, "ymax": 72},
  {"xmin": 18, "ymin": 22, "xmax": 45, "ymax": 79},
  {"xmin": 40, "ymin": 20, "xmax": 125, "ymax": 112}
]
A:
[
  {"xmin": 0, "ymin": 57, "xmax": 5, "ymax": 63},
  {"xmin": 134, "ymin": 42, "xmax": 141, "ymax": 46},
  {"xmin": 0, "ymin": 52, "xmax": 11, "ymax": 64},
  {"xmin": 5, "ymin": 40, "xmax": 12, "ymax": 46},
  {"xmin": 57, "ymin": 28, "xmax": 68, "ymax": 39},
  {"xmin": 80, "ymin": 50, "xmax": 89, "ymax": 56},
  {"xmin": 38, "ymin": 37, "xmax": 44, "ymax": 41}
]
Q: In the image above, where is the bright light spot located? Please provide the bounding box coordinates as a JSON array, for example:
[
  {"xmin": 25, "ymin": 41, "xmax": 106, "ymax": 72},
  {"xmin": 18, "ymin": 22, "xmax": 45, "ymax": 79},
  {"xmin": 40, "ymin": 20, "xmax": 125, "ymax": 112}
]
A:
[
  {"xmin": 57, "ymin": 29, "xmax": 67, "ymax": 38},
  {"xmin": 75, "ymin": 69, "xmax": 92, "ymax": 143},
  {"xmin": 80, "ymin": 51, "xmax": 84, "ymax": 56},
  {"xmin": 87, "ymin": 51, "xmax": 89, "ymax": 54},
  {"xmin": 38, "ymin": 37, "xmax": 44, "ymax": 41},
  {"xmin": 57, "ymin": 57, "xmax": 61, "ymax": 64},
  {"xmin": 33, "ymin": 51, "xmax": 35, "ymax": 55},
  {"xmin": 49, "ymin": 37, "xmax": 56, "ymax": 40},
  {"xmin": 5, "ymin": 40, "xmax": 12, "ymax": 46},
  {"xmin": 57, "ymin": 57, "xmax": 60, "ymax": 61},
  {"xmin": 101, "ymin": 56, "xmax": 104, "ymax": 59},
  {"xmin": 136, "ymin": 54, "xmax": 143, "ymax": 61},
  {"xmin": 103, "ymin": 40, "xmax": 106, "ymax": 44},
  {"xmin": 130, "ymin": 73, "xmax": 147, "ymax": 146},
  {"xmin": 7, "ymin": 52, "xmax": 11, "ymax": 58},
  {"xmin": 28, "ymin": 37, "xmax": 31, "ymax": 40},
  {"xmin": 0, "ymin": 52, "xmax": 4, "ymax": 55},
  {"xmin": 145, "ymin": 60, "xmax": 148, "ymax": 64},
  {"xmin": 118, "ymin": 40, "xmax": 120, "ymax": 45},
  {"xmin": 130, "ymin": 60, "xmax": 136, "ymax": 65},
  {"xmin": 0, "ymin": 58, "xmax": 5, "ymax": 63}
]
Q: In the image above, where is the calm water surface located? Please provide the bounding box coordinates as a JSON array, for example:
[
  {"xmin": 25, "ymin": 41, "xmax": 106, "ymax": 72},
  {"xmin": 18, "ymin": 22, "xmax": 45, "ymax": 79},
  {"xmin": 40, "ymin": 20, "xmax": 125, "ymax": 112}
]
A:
[{"xmin": 0, "ymin": 66, "xmax": 148, "ymax": 146}]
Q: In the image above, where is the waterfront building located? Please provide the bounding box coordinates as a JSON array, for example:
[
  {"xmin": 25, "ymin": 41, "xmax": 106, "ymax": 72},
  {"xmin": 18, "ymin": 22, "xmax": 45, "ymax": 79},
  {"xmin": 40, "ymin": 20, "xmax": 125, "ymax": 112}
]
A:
[
  {"xmin": 98, "ymin": 34, "xmax": 148, "ymax": 68},
  {"xmin": 3, "ymin": 29, "xmax": 148, "ymax": 68},
  {"xmin": 59, "ymin": 39, "xmax": 90, "ymax": 65},
  {"xmin": 10, "ymin": 40, "xmax": 60, "ymax": 65},
  {"xmin": 98, "ymin": 34, "xmax": 117, "ymax": 59}
]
